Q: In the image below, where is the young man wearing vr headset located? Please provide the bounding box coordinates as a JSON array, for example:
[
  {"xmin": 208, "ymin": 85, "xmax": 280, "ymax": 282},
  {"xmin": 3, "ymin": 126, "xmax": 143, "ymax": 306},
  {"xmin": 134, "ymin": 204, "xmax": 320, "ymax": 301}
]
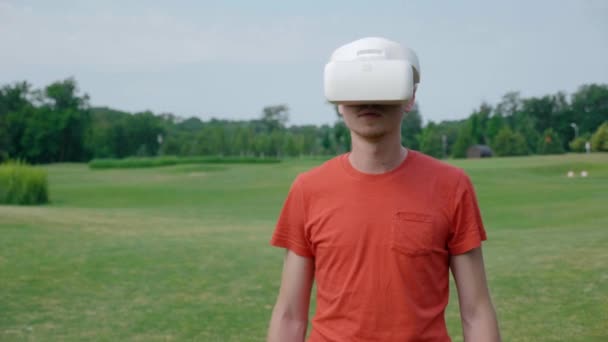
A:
[{"xmin": 268, "ymin": 37, "xmax": 500, "ymax": 342}]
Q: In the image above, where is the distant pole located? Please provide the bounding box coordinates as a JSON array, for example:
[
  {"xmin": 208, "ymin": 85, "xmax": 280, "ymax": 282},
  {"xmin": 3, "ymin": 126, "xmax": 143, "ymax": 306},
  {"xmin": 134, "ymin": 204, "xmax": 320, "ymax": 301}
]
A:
[
  {"xmin": 157, "ymin": 134, "xmax": 163, "ymax": 156},
  {"xmin": 570, "ymin": 122, "xmax": 578, "ymax": 139}
]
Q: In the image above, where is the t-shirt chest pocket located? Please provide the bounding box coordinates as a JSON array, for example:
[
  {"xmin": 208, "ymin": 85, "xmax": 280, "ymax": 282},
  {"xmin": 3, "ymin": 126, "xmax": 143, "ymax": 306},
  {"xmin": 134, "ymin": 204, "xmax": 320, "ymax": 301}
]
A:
[{"xmin": 391, "ymin": 212, "xmax": 435, "ymax": 257}]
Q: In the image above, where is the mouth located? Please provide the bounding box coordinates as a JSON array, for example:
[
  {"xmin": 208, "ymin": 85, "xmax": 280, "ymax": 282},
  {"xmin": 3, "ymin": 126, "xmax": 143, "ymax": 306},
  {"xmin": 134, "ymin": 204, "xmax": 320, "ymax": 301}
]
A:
[
  {"xmin": 357, "ymin": 110, "xmax": 383, "ymax": 118},
  {"xmin": 357, "ymin": 105, "xmax": 384, "ymax": 118}
]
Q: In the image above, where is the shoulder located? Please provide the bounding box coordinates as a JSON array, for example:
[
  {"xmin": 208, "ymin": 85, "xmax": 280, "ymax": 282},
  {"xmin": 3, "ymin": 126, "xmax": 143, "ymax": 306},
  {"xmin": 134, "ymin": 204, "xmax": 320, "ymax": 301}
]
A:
[
  {"xmin": 293, "ymin": 154, "xmax": 345, "ymax": 189},
  {"xmin": 410, "ymin": 150, "xmax": 467, "ymax": 182},
  {"xmin": 410, "ymin": 152, "xmax": 483, "ymax": 212},
  {"xmin": 408, "ymin": 151, "xmax": 475, "ymax": 203}
]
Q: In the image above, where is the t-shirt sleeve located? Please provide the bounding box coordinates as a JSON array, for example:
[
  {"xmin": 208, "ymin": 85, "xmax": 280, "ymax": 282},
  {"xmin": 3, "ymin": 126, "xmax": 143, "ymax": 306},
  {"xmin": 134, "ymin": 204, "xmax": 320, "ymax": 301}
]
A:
[
  {"xmin": 448, "ymin": 172, "xmax": 488, "ymax": 255},
  {"xmin": 270, "ymin": 176, "xmax": 314, "ymax": 258}
]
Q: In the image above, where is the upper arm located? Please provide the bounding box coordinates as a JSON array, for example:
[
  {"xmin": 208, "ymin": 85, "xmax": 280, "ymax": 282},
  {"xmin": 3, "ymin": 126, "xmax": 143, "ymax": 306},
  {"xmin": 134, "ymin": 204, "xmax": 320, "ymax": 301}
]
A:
[
  {"xmin": 450, "ymin": 247, "xmax": 492, "ymax": 316},
  {"xmin": 275, "ymin": 249, "xmax": 315, "ymax": 318}
]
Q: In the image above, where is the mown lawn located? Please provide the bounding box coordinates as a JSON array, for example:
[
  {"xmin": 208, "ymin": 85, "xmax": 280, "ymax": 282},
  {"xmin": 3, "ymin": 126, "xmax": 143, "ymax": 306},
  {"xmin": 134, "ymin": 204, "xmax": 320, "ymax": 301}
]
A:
[{"xmin": 1, "ymin": 153, "xmax": 607, "ymax": 341}]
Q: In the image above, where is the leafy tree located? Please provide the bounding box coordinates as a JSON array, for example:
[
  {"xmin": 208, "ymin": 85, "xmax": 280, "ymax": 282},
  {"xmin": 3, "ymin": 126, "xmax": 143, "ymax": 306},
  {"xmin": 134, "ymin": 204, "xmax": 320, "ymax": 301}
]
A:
[
  {"xmin": 292, "ymin": 125, "xmax": 320, "ymax": 155},
  {"xmin": 452, "ymin": 121, "xmax": 474, "ymax": 158},
  {"xmin": 451, "ymin": 104, "xmax": 492, "ymax": 159},
  {"xmin": 551, "ymin": 91, "xmax": 575, "ymax": 150},
  {"xmin": 0, "ymin": 82, "xmax": 33, "ymax": 159},
  {"xmin": 176, "ymin": 117, "xmax": 204, "ymax": 132},
  {"xmin": 491, "ymin": 127, "xmax": 528, "ymax": 156},
  {"xmin": 318, "ymin": 125, "xmax": 333, "ymax": 154},
  {"xmin": 419, "ymin": 122, "xmax": 443, "ymax": 158},
  {"xmin": 44, "ymin": 78, "xmax": 89, "ymax": 111},
  {"xmin": 41, "ymin": 78, "xmax": 91, "ymax": 162},
  {"xmin": 571, "ymin": 84, "xmax": 608, "ymax": 135},
  {"xmin": 19, "ymin": 106, "xmax": 63, "ymax": 163},
  {"xmin": 590, "ymin": 122, "xmax": 608, "ymax": 152},
  {"xmin": 87, "ymin": 107, "xmax": 128, "ymax": 158},
  {"xmin": 486, "ymin": 113, "xmax": 506, "ymax": 146},
  {"xmin": 495, "ymin": 92, "xmax": 522, "ymax": 128},
  {"xmin": 522, "ymin": 95, "xmax": 557, "ymax": 134},
  {"xmin": 537, "ymin": 128, "xmax": 565, "ymax": 154},
  {"xmin": 1, "ymin": 79, "xmax": 91, "ymax": 163},
  {"xmin": 433, "ymin": 120, "xmax": 464, "ymax": 157},
  {"xmin": 401, "ymin": 104, "xmax": 422, "ymax": 150},
  {"xmin": 283, "ymin": 134, "xmax": 299, "ymax": 157},
  {"xmin": 513, "ymin": 116, "xmax": 540, "ymax": 154},
  {"xmin": 262, "ymin": 105, "xmax": 289, "ymax": 132},
  {"xmin": 333, "ymin": 121, "xmax": 350, "ymax": 154},
  {"xmin": 3, "ymin": 78, "xmax": 608, "ymax": 163},
  {"xmin": 472, "ymin": 102, "xmax": 492, "ymax": 144},
  {"xmin": 127, "ymin": 111, "xmax": 164, "ymax": 156},
  {"xmin": 569, "ymin": 133, "xmax": 592, "ymax": 153}
]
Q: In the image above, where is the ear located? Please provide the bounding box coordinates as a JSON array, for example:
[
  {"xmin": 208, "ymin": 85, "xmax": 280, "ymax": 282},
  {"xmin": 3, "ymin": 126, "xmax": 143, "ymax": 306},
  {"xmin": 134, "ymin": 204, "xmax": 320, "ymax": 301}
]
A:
[
  {"xmin": 336, "ymin": 104, "xmax": 344, "ymax": 116},
  {"xmin": 404, "ymin": 88, "xmax": 417, "ymax": 112}
]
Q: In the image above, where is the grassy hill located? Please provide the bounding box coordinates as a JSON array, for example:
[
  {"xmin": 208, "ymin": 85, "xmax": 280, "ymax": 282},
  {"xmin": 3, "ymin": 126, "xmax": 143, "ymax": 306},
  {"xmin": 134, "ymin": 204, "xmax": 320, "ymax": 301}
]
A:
[{"xmin": 1, "ymin": 153, "xmax": 607, "ymax": 341}]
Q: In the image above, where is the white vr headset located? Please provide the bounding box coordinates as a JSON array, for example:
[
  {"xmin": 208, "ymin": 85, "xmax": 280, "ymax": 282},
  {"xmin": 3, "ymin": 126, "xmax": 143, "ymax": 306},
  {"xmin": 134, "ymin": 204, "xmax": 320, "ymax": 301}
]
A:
[{"xmin": 324, "ymin": 37, "xmax": 421, "ymax": 104}]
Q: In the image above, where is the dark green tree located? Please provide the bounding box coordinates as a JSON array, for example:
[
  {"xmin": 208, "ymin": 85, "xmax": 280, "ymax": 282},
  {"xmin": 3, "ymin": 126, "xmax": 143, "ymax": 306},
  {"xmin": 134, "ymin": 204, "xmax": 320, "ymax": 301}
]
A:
[
  {"xmin": 0, "ymin": 82, "xmax": 33, "ymax": 159},
  {"xmin": 452, "ymin": 121, "xmax": 474, "ymax": 158},
  {"xmin": 401, "ymin": 104, "xmax": 422, "ymax": 150},
  {"xmin": 419, "ymin": 122, "xmax": 443, "ymax": 158},
  {"xmin": 537, "ymin": 128, "xmax": 565, "ymax": 154},
  {"xmin": 333, "ymin": 121, "xmax": 350, "ymax": 154},
  {"xmin": 486, "ymin": 113, "xmax": 506, "ymax": 146},
  {"xmin": 571, "ymin": 84, "xmax": 608, "ymax": 136},
  {"xmin": 262, "ymin": 105, "xmax": 289, "ymax": 132},
  {"xmin": 513, "ymin": 116, "xmax": 540, "ymax": 154}
]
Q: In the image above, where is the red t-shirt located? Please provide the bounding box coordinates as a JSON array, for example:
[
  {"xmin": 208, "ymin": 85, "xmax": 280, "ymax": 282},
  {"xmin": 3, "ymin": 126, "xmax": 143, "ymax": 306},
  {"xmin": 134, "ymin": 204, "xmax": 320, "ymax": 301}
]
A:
[{"xmin": 270, "ymin": 150, "xmax": 487, "ymax": 341}]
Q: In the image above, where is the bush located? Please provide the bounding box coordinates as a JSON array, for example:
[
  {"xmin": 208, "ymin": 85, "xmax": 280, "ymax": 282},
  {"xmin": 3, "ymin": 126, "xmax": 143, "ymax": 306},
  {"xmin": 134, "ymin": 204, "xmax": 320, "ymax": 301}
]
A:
[
  {"xmin": 537, "ymin": 128, "xmax": 565, "ymax": 155},
  {"xmin": 590, "ymin": 122, "xmax": 608, "ymax": 152},
  {"xmin": 0, "ymin": 161, "xmax": 49, "ymax": 205},
  {"xmin": 568, "ymin": 133, "xmax": 592, "ymax": 152},
  {"xmin": 89, "ymin": 155, "xmax": 282, "ymax": 169},
  {"xmin": 491, "ymin": 127, "xmax": 528, "ymax": 156}
]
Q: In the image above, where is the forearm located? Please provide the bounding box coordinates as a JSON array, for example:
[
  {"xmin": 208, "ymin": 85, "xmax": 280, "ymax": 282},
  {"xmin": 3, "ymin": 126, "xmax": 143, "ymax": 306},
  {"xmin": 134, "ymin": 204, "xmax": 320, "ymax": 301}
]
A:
[
  {"xmin": 267, "ymin": 250, "xmax": 314, "ymax": 342},
  {"xmin": 461, "ymin": 302, "xmax": 501, "ymax": 342},
  {"xmin": 267, "ymin": 305, "xmax": 308, "ymax": 342}
]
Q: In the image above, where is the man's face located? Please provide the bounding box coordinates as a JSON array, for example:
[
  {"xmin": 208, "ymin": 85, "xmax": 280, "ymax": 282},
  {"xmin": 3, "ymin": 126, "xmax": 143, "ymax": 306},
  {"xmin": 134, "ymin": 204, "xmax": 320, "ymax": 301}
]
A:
[{"xmin": 338, "ymin": 102, "xmax": 407, "ymax": 140}]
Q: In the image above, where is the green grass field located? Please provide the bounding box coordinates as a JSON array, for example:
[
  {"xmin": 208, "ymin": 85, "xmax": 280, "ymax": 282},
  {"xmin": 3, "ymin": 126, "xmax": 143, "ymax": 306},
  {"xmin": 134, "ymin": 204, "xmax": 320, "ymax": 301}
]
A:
[{"xmin": 1, "ymin": 153, "xmax": 607, "ymax": 341}]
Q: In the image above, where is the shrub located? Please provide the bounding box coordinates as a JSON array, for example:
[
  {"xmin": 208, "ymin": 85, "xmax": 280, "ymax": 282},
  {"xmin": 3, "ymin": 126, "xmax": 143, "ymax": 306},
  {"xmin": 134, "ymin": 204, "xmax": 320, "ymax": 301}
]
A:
[
  {"xmin": 491, "ymin": 127, "xmax": 528, "ymax": 156},
  {"xmin": 591, "ymin": 122, "xmax": 608, "ymax": 152},
  {"xmin": 0, "ymin": 161, "xmax": 49, "ymax": 205},
  {"xmin": 537, "ymin": 128, "xmax": 565, "ymax": 155},
  {"xmin": 89, "ymin": 156, "xmax": 282, "ymax": 169},
  {"xmin": 569, "ymin": 133, "xmax": 592, "ymax": 153}
]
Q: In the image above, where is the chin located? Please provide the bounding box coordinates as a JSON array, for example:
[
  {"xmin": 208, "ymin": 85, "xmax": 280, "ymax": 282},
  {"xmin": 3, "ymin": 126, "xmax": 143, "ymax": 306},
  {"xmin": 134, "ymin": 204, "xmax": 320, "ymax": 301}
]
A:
[{"xmin": 352, "ymin": 127, "xmax": 389, "ymax": 140}]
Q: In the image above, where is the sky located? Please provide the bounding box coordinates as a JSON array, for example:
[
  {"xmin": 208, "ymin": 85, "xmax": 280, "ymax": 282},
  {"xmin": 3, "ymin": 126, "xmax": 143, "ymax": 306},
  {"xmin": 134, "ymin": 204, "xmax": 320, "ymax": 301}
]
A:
[{"xmin": 1, "ymin": 0, "xmax": 607, "ymax": 126}]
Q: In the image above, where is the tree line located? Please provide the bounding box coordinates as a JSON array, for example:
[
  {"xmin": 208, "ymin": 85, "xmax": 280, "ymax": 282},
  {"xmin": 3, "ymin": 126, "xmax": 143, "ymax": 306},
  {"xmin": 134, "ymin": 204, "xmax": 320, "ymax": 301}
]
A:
[
  {"xmin": 437, "ymin": 87, "xmax": 608, "ymax": 158},
  {"xmin": 0, "ymin": 78, "xmax": 607, "ymax": 164}
]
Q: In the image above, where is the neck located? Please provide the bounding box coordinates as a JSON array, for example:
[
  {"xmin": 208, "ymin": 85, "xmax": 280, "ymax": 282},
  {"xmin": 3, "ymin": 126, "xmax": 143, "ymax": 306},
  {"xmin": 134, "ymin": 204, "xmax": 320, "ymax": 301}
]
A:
[{"xmin": 348, "ymin": 130, "xmax": 407, "ymax": 174}]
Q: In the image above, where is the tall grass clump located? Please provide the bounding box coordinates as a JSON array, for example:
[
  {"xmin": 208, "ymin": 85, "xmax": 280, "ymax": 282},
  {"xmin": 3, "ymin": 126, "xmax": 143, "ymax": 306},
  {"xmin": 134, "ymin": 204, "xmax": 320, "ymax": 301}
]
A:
[
  {"xmin": 89, "ymin": 156, "xmax": 282, "ymax": 169},
  {"xmin": 0, "ymin": 161, "xmax": 49, "ymax": 205}
]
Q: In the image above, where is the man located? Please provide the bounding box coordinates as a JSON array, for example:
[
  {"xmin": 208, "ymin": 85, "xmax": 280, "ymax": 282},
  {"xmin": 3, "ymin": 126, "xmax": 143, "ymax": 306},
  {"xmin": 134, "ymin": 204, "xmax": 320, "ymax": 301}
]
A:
[{"xmin": 267, "ymin": 37, "xmax": 500, "ymax": 342}]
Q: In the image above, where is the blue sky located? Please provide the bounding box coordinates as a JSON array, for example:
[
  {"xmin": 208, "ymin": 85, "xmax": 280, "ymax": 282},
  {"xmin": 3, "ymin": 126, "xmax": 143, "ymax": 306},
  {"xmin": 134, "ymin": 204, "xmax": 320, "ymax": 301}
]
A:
[{"xmin": 1, "ymin": 0, "xmax": 607, "ymax": 125}]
